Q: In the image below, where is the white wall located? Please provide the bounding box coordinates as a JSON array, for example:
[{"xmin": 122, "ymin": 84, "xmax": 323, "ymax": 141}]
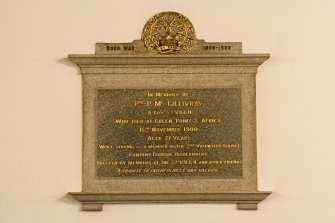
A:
[{"xmin": 1, "ymin": 0, "xmax": 334, "ymax": 222}]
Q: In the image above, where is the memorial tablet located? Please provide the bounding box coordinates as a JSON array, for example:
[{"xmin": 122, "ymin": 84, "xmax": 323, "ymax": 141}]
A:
[
  {"xmin": 96, "ymin": 88, "xmax": 242, "ymax": 178},
  {"xmin": 67, "ymin": 11, "xmax": 271, "ymax": 211}
]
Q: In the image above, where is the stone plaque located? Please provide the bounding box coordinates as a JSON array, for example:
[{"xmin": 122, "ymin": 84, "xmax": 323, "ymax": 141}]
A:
[
  {"xmin": 96, "ymin": 88, "xmax": 242, "ymax": 178},
  {"xmin": 67, "ymin": 11, "xmax": 271, "ymax": 211}
]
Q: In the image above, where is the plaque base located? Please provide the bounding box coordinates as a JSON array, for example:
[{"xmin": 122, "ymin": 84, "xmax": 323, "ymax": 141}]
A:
[{"xmin": 68, "ymin": 191, "xmax": 271, "ymax": 211}]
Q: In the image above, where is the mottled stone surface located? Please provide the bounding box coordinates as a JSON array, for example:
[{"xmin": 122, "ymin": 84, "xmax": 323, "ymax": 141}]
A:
[{"xmin": 96, "ymin": 88, "xmax": 242, "ymax": 178}]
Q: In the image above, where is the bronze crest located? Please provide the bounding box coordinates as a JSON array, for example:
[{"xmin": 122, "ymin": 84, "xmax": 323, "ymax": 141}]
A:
[{"xmin": 142, "ymin": 11, "xmax": 195, "ymax": 53}]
